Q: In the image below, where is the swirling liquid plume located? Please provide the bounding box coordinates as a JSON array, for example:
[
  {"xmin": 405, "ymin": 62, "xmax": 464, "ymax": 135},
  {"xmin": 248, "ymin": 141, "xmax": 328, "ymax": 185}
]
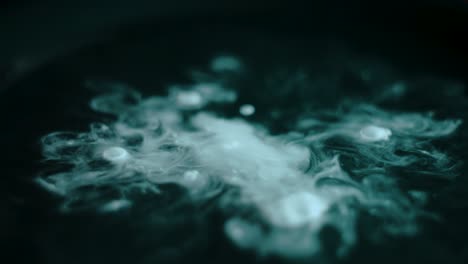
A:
[{"xmin": 37, "ymin": 56, "xmax": 461, "ymax": 258}]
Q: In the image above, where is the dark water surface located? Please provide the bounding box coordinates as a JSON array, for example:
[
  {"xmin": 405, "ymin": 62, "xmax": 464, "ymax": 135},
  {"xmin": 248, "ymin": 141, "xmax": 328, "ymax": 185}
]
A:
[{"xmin": 1, "ymin": 5, "xmax": 468, "ymax": 264}]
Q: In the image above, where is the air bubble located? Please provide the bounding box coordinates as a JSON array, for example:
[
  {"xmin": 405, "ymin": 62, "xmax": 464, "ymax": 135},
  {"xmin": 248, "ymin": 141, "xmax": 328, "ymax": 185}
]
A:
[
  {"xmin": 175, "ymin": 90, "xmax": 204, "ymax": 110},
  {"xmin": 239, "ymin": 104, "xmax": 255, "ymax": 116},
  {"xmin": 359, "ymin": 125, "xmax": 392, "ymax": 142},
  {"xmin": 102, "ymin": 147, "xmax": 130, "ymax": 163}
]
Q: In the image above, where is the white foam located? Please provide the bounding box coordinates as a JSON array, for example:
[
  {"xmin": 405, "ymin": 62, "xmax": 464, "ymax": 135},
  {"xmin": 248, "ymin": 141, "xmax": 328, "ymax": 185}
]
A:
[{"xmin": 359, "ymin": 125, "xmax": 392, "ymax": 142}]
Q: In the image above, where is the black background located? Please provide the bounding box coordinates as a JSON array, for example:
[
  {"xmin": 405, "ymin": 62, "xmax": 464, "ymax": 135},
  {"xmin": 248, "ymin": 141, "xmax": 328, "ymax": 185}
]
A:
[{"xmin": 1, "ymin": 1, "xmax": 467, "ymax": 263}]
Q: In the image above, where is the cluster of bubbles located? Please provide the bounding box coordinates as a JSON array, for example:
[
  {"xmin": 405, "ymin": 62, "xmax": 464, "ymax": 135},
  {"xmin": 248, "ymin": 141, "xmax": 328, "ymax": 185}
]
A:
[{"xmin": 38, "ymin": 55, "xmax": 462, "ymax": 258}]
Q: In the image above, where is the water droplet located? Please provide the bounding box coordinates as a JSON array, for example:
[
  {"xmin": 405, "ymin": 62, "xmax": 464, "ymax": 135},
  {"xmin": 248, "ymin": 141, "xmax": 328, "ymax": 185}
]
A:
[{"xmin": 239, "ymin": 104, "xmax": 255, "ymax": 116}]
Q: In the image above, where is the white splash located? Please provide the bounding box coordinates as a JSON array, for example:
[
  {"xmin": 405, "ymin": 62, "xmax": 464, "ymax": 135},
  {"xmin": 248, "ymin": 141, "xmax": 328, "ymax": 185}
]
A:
[{"xmin": 37, "ymin": 57, "xmax": 462, "ymax": 259}]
